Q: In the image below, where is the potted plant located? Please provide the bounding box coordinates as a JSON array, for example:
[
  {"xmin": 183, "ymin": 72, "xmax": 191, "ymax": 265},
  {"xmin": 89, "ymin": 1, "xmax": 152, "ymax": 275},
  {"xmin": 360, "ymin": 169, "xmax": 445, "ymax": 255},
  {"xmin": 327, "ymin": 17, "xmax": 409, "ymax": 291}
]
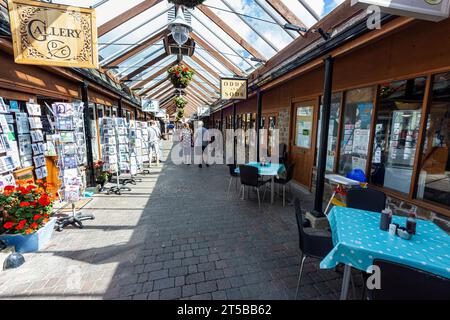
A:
[
  {"xmin": 168, "ymin": 65, "xmax": 194, "ymax": 89},
  {"xmin": 168, "ymin": 0, "xmax": 205, "ymax": 9},
  {"xmin": 174, "ymin": 96, "xmax": 187, "ymax": 109},
  {"xmin": 94, "ymin": 161, "xmax": 111, "ymax": 191},
  {"xmin": 0, "ymin": 180, "xmax": 56, "ymax": 253}
]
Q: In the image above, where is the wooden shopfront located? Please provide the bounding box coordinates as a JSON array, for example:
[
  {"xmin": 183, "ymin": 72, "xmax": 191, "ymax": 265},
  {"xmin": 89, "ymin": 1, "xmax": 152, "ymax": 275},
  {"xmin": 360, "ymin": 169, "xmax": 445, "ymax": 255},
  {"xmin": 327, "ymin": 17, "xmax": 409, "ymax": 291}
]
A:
[{"xmin": 213, "ymin": 14, "xmax": 450, "ymax": 220}]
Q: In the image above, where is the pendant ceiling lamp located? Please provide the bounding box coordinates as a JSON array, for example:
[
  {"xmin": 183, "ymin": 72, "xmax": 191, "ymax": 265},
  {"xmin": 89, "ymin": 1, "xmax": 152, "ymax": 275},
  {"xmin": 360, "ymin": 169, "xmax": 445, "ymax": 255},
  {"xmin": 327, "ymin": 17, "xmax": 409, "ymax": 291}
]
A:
[{"xmin": 168, "ymin": 6, "xmax": 192, "ymax": 47}]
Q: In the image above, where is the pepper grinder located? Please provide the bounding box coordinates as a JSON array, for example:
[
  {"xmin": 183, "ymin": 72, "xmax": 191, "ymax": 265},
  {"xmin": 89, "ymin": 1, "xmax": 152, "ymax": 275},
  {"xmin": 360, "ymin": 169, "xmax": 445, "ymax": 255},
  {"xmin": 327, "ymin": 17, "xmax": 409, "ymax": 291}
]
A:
[{"xmin": 380, "ymin": 209, "xmax": 392, "ymax": 231}]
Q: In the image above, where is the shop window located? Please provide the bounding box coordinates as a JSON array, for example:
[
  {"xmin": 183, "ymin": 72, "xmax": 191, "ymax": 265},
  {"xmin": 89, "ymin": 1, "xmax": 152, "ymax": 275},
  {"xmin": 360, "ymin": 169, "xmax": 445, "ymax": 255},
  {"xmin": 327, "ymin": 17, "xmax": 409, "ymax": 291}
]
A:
[
  {"xmin": 370, "ymin": 78, "xmax": 426, "ymax": 194},
  {"xmin": 294, "ymin": 106, "xmax": 313, "ymax": 149},
  {"xmin": 339, "ymin": 87, "xmax": 374, "ymax": 175},
  {"xmin": 317, "ymin": 93, "xmax": 342, "ymax": 171},
  {"xmin": 416, "ymin": 73, "xmax": 450, "ymax": 207}
]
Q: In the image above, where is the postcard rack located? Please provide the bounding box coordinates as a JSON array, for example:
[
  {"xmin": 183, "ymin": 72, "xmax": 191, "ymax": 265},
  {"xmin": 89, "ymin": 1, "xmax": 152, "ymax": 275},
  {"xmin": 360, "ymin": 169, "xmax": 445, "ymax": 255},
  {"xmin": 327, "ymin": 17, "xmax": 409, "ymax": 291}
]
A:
[
  {"xmin": 103, "ymin": 117, "xmax": 131, "ymax": 195},
  {"xmin": 52, "ymin": 102, "xmax": 94, "ymax": 231}
]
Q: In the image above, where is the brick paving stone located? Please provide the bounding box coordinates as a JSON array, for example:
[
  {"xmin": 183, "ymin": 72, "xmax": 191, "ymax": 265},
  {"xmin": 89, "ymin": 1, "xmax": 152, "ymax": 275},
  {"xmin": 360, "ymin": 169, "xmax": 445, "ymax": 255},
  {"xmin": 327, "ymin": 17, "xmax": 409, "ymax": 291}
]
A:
[
  {"xmin": 197, "ymin": 262, "xmax": 215, "ymax": 272},
  {"xmin": 196, "ymin": 281, "xmax": 218, "ymax": 294},
  {"xmin": 153, "ymin": 277, "xmax": 175, "ymax": 291},
  {"xmin": 205, "ymin": 270, "xmax": 224, "ymax": 281},
  {"xmin": 186, "ymin": 273, "xmax": 205, "ymax": 285},
  {"xmin": 148, "ymin": 269, "xmax": 169, "ymax": 281},
  {"xmin": 182, "ymin": 284, "xmax": 197, "ymax": 298},
  {"xmin": 160, "ymin": 287, "xmax": 182, "ymax": 300}
]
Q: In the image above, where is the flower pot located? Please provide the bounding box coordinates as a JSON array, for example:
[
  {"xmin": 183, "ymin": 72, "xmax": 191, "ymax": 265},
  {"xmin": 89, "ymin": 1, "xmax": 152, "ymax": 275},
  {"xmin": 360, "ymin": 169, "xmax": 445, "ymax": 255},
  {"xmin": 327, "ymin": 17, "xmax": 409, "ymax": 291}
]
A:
[
  {"xmin": 173, "ymin": 82, "xmax": 188, "ymax": 89},
  {"xmin": 0, "ymin": 218, "xmax": 57, "ymax": 253}
]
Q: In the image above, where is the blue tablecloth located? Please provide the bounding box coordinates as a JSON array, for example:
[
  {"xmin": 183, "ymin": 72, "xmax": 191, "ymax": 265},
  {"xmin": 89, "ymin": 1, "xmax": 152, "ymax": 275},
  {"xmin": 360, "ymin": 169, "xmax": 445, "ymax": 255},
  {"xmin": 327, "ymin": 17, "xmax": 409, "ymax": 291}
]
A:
[
  {"xmin": 234, "ymin": 162, "xmax": 285, "ymax": 176},
  {"xmin": 320, "ymin": 206, "xmax": 450, "ymax": 279}
]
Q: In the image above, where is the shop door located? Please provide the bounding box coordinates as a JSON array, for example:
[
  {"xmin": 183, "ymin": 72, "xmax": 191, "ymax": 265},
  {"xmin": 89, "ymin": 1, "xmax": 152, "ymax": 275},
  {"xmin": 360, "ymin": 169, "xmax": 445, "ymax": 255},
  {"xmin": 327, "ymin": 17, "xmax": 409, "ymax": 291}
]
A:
[{"xmin": 290, "ymin": 101, "xmax": 317, "ymax": 190}]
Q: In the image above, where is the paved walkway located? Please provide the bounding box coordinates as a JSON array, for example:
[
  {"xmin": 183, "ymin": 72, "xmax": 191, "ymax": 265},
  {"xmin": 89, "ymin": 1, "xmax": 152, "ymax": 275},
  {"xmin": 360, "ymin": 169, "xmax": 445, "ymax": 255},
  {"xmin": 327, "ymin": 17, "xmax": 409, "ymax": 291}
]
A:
[{"xmin": 0, "ymin": 142, "xmax": 361, "ymax": 300}]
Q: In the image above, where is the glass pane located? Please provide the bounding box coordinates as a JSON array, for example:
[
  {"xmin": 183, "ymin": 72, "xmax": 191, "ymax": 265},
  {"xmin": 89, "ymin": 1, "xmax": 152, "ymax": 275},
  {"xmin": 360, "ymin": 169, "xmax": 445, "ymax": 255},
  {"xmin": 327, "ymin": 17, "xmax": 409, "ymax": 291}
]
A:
[
  {"xmin": 339, "ymin": 87, "xmax": 374, "ymax": 175},
  {"xmin": 370, "ymin": 78, "xmax": 426, "ymax": 194},
  {"xmin": 316, "ymin": 93, "xmax": 342, "ymax": 171},
  {"xmin": 416, "ymin": 73, "xmax": 450, "ymax": 207},
  {"xmin": 295, "ymin": 106, "xmax": 313, "ymax": 148}
]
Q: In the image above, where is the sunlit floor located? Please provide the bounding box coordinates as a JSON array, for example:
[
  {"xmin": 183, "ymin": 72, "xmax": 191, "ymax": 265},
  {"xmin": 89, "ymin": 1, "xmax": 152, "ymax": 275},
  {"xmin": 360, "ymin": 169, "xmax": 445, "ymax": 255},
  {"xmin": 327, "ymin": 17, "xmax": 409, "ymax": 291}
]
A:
[{"xmin": 0, "ymin": 141, "xmax": 362, "ymax": 300}]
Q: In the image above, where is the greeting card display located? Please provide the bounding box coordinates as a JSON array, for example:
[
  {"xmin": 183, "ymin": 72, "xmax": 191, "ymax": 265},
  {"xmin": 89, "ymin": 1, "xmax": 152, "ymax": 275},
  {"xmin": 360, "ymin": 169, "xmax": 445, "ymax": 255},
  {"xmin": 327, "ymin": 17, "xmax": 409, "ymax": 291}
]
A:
[
  {"xmin": 35, "ymin": 166, "xmax": 48, "ymax": 180},
  {"xmin": 29, "ymin": 117, "xmax": 43, "ymax": 129},
  {"xmin": 0, "ymin": 97, "xmax": 9, "ymax": 113},
  {"xmin": 0, "ymin": 173, "xmax": 15, "ymax": 188},
  {"xmin": 0, "ymin": 156, "xmax": 17, "ymax": 173},
  {"xmin": 26, "ymin": 103, "xmax": 41, "ymax": 116},
  {"xmin": 16, "ymin": 113, "xmax": 30, "ymax": 134},
  {"xmin": 52, "ymin": 103, "xmax": 74, "ymax": 117},
  {"xmin": 31, "ymin": 130, "xmax": 44, "ymax": 142}
]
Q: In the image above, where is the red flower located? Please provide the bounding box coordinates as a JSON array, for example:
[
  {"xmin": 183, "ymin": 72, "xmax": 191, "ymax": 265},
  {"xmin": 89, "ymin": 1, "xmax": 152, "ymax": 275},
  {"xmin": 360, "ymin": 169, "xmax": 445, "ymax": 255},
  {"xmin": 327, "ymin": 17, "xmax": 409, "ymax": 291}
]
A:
[
  {"xmin": 15, "ymin": 220, "xmax": 26, "ymax": 230},
  {"xmin": 38, "ymin": 194, "xmax": 51, "ymax": 207},
  {"xmin": 30, "ymin": 201, "xmax": 37, "ymax": 206},
  {"xmin": 183, "ymin": 67, "xmax": 188, "ymax": 72},
  {"xmin": 26, "ymin": 185, "xmax": 36, "ymax": 192},
  {"xmin": 3, "ymin": 221, "xmax": 14, "ymax": 229},
  {"xmin": 26, "ymin": 180, "xmax": 34, "ymax": 184},
  {"xmin": 30, "ymin": 222, "xmax": 38, "ymax": 229},
  {"xmin": 33, "ymin": 214, "xmax": 42, "ymax": 221},
  {"xmin": 19, "ymin": 202, "xmax": 30, "ymax": 207},
  {"xmin": 17, "ymin": 186, "xmax": 30, "ymax": 195},
  {"xmin": 4, "ymin": 186, "xmax": 14, "ymax": 192}
]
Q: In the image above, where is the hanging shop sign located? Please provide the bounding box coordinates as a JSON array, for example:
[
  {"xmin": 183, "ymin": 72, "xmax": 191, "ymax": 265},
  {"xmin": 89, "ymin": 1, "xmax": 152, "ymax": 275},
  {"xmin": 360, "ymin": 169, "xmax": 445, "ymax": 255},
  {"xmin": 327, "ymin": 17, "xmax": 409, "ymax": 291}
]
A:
[
  {"xmin": 7, "ymin": 0, "xmax": 98, "ymax": 68},
  {"xmin": 351, "ymin": 0, "xmax": 450, "ymax": 22},
  {"xmin": 142, "ymin": 99, "xmax": 160, "ymax": 113},
  {"xmin": 197, "ymin": 106, "xmax": 210, "ymax": 117},
  {"xmin": 220, "ymin": 78, "xmax": 248, "ymax": 100}
]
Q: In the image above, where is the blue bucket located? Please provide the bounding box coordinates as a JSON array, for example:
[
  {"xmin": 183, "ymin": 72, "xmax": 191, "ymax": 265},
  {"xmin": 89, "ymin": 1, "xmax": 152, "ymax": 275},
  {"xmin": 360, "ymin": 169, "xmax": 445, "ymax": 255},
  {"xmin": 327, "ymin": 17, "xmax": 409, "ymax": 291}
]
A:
[{"xmin": 0, "ymin": 218, "xmax": 56, "ymax": 253}]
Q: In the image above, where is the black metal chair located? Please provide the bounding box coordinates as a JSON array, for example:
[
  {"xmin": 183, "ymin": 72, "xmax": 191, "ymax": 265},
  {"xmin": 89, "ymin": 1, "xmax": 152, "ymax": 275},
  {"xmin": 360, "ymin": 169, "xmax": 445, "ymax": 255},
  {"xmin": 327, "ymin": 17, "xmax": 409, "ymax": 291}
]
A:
[
  {"xmin": 279, "ymin": 143, "xmax": 288, "ymax": 164},
  {"xmin": 274, "ymin": 162, "xmax": 295, "ymax": 207},
  {"xmin": 294, "ymin": 198, "xmax": 334, "ymax": 299},
  {"xmin": 226, "ymin": 164, "xmax": 240, "ymax": 196},
  {"xmin": 239, "ymin": 165, "xmax": 269, "ymax": 208},
  {"xmin": 367, "ymin": 259, "xmax": 450, "ymax": 300},
  {"xmin": 346, "ymin": 188, "xmax": 386, "ymax": 213}
]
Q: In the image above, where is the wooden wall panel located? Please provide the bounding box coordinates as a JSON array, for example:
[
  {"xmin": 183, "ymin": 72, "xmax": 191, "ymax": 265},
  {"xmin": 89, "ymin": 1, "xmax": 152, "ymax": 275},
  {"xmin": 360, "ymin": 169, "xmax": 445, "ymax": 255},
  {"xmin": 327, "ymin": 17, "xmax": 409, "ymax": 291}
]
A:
[{"xmin": 0, "ymin": 53, "xmax": 80, "ymax": 99}]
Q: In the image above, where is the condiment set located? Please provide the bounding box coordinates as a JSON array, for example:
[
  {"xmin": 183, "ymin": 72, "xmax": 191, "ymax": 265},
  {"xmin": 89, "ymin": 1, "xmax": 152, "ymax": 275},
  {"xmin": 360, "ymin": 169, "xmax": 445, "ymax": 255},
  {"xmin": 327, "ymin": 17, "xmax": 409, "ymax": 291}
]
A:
[{"xmin": 380, "ymin": 209, "xmax": 416, "ymax": 240}]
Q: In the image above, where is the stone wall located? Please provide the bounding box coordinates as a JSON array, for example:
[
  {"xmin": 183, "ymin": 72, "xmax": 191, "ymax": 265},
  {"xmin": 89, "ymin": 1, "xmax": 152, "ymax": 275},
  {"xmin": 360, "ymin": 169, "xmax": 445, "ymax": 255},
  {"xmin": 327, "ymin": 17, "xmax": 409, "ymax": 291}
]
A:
[{"xmin": 277, "ymin": 108, "xmax": 290, "ymax": 146}]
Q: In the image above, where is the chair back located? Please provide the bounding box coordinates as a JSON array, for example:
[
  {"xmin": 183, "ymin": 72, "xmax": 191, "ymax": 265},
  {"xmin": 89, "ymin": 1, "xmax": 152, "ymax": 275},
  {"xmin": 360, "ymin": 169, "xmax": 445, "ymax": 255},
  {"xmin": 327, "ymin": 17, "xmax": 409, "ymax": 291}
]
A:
[
  {"xmin": 279, "ymin": 143, "xmax": 287, "ymax": 163},
  {"xmin": 294, "ymin": 198, "xmax": 307, "ymax": 252},
  {"xmin": 368, "ymin": 259, "xmax": 450, "ymax": 300},
  {"xmin": 239, "ymin": 165, "xmax": 259, "ymax": 187},
  {"xmin": 294, "ymin": 198, "xmax": 334, "ymax": 259},
  {"xmin": 285, "ymin": 163, "xmax": 295, "ymax": 183},
  {"xmin": 347, "ymin": 188, "xmax": 386, "ymax": 213},
  {"xmin": 227, "ymin": 164, "xmax": 238, "ymax": 177}
]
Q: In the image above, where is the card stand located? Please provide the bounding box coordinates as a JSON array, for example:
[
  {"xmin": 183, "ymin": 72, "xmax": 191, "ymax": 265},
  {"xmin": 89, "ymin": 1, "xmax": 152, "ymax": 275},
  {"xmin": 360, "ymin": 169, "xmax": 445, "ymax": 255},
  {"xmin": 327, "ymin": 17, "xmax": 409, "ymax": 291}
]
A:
[
  {"xmin": 52, "ymin": 102, "xmax": 94, "ymax": 231},
  {"xmin": 0, "ymin": 99, "xmax": 19, "ymax": 187},
  {"xmin": 119, "ymin": 120, "xmax": 138, "ymax": 186},
  {"xmin": 106, "ymin": 117, "xmax": 131, "ymax": 195},
  {"xmin": 26, "ymin": 102, "xmax": 48, "ymax": 180},
  {"xmin": 125, "ymin": 122, "xmax": 143, "ymax": 182}
]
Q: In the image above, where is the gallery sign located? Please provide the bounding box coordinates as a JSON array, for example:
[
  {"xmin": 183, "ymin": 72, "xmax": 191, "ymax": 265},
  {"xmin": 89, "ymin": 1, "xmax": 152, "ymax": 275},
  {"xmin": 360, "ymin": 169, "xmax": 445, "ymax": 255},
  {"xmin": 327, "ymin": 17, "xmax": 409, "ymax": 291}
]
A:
[
  {"xmin": 351, "ymin": 0, "xmax": 450, "ymax": 22},
  {"xmin": 142, "ymin": 99, "xmax": 160, "ymax": 113},
  {"xmin": 8, "ymin": 0, "xmax": 98, "ymax": 68},
  {"xmin": 220, "ymin": 78, "xmax": 248, "ymax": 100}
]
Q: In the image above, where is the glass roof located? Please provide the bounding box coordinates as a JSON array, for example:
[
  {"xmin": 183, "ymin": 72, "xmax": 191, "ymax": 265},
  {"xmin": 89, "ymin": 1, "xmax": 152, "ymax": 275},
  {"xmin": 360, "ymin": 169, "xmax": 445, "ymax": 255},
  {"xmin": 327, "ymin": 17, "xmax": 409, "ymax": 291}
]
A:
[{"xmin": 0, "ymin": 0, "xmax": 345, "ymax": 110}]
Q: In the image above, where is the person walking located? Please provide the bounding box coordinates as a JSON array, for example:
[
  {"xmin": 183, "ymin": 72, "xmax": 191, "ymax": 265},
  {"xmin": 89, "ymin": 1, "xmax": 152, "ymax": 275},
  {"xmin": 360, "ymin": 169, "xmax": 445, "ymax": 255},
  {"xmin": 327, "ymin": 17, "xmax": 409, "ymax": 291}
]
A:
[
  {"xmin": 180, "ymin": 123, "xmax": 192, "ymax": 165},
  {"xmin": 148, "ymin": 120, "xmax": 161, "ymax": 166},
  {"xmin": 193, "ymin": 121, "xmax": 209, "ymax": 168}
]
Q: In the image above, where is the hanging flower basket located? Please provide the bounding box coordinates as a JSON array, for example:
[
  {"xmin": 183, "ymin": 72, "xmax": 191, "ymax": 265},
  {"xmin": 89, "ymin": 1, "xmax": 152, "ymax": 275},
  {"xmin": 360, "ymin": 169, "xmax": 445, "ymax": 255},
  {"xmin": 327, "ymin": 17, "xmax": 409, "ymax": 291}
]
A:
[
  {"xmin": 168, "ymin": 0, "xmax": 205, "ymax": 9},
  {"xmin": 0, "ymin": 180, "xmax": 56, "ymax": 253},
  {"xmin": 173, "ymin": 96, "xmax": 188, "ymax": 109},
  {"xmin": 168, "ymin": 65, "xmax": 194, "ymax": 89}
]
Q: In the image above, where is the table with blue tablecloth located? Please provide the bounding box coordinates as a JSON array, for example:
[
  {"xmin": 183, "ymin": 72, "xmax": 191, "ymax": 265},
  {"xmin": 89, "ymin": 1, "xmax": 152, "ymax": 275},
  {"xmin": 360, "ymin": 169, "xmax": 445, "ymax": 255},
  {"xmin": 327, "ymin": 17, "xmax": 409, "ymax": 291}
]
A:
[
  {"xmin": 235, "ymin": 162, "xmax": 285, "ymax": 204},
  {"xmin": 320, "ymin": 206, "xmax": 450, "ymax": 299}
]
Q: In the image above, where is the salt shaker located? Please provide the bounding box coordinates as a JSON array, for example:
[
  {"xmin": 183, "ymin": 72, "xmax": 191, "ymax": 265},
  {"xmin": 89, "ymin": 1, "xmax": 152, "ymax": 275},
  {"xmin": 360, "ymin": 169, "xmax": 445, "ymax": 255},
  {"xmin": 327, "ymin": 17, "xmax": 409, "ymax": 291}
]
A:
[{"xmin": 388, "ymin": 223, "xmax": 397, "ymax": 236}]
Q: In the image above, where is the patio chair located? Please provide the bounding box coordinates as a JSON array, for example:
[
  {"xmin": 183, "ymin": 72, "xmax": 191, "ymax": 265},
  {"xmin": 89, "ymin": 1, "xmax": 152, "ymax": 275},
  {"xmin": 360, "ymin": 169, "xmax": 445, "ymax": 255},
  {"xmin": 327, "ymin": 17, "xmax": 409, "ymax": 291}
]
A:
[
  {"xmin": 226, "ymin": 164, "xmax": 240, "ymax": 196},
  {"xmin": 279, "ymin": 143, "xmax": 288, "ymax": 164},
  {"xmin": 274, "ymin": 162, "xmax": 295, "ymax": 207},
  {"xmin": 346, "ymin": 188, "xmax": 386, "ymax": 213},
  {"xmin": 367, "ymin": 259, "xmax": 450, "ymax": 300},
  {"xmin": 294, "ymin": 198, "xmax": 334, "ymax": 299},
  {"xmin": 239, "ymin": 165, "xmax": 269, "ymax": 208}
]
